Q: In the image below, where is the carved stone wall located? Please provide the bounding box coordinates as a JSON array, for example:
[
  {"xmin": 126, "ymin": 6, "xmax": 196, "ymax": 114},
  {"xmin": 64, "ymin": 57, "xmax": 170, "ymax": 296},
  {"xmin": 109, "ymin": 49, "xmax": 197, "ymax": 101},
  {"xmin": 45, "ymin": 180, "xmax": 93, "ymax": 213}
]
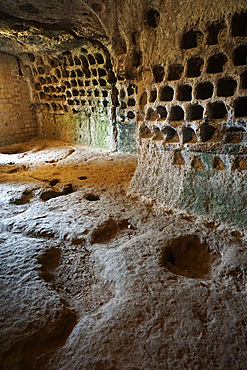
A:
[
  {"xmin": 131, "ymin": 10, "xmax": 247, "ymax": 226},
  {"xmin": 20, "ymin": 41, "xmax": 116, "ymax": 150}
]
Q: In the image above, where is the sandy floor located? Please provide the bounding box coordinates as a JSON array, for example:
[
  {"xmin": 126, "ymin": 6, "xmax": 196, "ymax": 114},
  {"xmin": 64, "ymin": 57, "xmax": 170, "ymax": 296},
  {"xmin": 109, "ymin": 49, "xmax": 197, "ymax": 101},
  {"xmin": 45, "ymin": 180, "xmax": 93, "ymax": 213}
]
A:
[{"xmin": 0, "ymin": 139, "xmax": 246, "ymax": 369}]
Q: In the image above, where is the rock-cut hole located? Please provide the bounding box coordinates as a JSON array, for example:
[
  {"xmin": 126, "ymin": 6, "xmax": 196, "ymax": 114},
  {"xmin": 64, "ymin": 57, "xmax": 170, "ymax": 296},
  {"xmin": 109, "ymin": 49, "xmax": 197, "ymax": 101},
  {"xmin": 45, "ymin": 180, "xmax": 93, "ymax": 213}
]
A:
[
  {"xmin": 162, "ymin": 235, "xmax": 215, "ymax": 279},
  {"xmin": 10, "ymin": 190, "xmax": 33, "ymax": 205},
  {"xmin": 37, "ymin": 247, "xmax": 61, "ymax": 283},
  {"xmin": 49, "ymin": 179, "xmax": 60, "ymax": 186},
  {"xmin": 84, "ymin": 194, "xmax": 100, "ymax": 201},
  {"xmin": 91, "ymin": 218, "xmax": 120, "ymax": 244},
  {"xmin": 40, "ymin": 184, "xmax": 74, "ymax": 201},
  {"xmin": 146, "ymin": 8, "xmax": 160, "ymax": 28}
]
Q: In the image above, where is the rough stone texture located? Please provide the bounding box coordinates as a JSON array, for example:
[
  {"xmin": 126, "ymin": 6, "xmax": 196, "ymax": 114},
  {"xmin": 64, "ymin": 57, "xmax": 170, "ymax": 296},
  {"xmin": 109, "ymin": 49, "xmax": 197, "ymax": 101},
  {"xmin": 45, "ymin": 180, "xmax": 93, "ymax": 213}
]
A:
[
  {"xmin": 20, "ymin": 42, "xmax": 116, "ymax": 150},
  {"xmin": 132, "ymin": 141, "xmax": 247, "ymax": 226},
  {"xmin": 0, "ymin": 2, "xmax": 246, "ymax": 366},
  {"xmin": 0, "ymin": 140, "xmax": 246, "ymax": 369},
  {"xmin": 0, "ymin": 52, "xmax": 37, "ymax": 146},
  {"xmin": 116, "ymin": 121, "xmax": 137, "ymax": 153},
  {"xmin": 130, "ymin": 6, "xmax": 247, "ymax": 226},
  {"xmin": 0, "ymin": 0, "xmax": 246, "ymax": 223}
]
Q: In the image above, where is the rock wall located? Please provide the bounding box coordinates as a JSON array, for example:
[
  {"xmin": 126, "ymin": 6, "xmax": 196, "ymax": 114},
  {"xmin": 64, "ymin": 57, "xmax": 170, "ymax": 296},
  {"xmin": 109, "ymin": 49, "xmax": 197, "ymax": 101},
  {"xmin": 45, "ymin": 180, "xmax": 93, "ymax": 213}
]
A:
[
  {"xmin": 131, "ymin": 9, "xmax": 247, "ymax": 227},
  {"xmin": 0, "ymin": 53, "xmax": 37, "ymax": 146},
  {"xmin": 20, "ymin": 41, "xmax": 117, "ymax": 150},
  {"xmin": 115, "ymin": 81, "xmax": 137, "ymax": 153}
]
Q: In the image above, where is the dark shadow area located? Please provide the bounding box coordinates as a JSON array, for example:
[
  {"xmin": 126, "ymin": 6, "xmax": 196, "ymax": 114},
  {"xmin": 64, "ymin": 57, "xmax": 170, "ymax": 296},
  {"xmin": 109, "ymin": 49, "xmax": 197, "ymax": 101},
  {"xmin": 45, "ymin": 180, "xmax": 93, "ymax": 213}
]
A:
[
  {"xmin": 162, "ymin": 235, "xmax": 216, "ymax": 279},
  {"xmin": 196, "ymin": 81, "xmax": 214, "ymax": 100}
]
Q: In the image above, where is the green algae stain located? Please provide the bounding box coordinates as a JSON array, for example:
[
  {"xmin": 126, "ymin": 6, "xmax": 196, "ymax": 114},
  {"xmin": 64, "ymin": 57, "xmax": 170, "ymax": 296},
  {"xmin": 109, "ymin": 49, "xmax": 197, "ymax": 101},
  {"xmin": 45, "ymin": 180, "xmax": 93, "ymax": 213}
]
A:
[
  {"xmin": 177, "ymin": 163, "xmax": 247, "ymax": 227},
  {"xmin": 90, "ymin": 108, "xmax": 112, "ymax": 149},
  {"xmin": 116, "ymin": 122, "xmax": 137, "ymax": 153}
]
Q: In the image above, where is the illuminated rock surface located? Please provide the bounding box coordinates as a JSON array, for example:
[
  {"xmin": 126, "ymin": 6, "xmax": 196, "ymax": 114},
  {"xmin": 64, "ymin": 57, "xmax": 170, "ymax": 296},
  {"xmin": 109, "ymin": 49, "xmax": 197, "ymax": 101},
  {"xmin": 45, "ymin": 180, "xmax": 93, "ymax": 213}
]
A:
[{"xmin": 0, "ymin": 140, "xmax": 246, "ymax": 369}]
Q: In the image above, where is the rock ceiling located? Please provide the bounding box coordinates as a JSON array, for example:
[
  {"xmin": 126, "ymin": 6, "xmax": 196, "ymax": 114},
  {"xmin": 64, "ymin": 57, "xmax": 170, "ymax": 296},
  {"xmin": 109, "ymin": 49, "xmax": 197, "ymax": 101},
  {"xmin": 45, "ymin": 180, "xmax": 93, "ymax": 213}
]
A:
[
  {"xmin": 0, "ymin": 0, "xmax": 109, "ymax": 53},
  {"xmin": 0, "ymin": 0, "xmax": 246, "ymax": 76}
]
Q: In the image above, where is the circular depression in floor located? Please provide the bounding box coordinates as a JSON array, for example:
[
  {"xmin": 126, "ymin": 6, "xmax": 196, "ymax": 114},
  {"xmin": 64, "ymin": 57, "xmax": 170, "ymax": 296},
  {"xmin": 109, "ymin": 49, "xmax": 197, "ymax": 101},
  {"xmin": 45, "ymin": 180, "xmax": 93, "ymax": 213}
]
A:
[{"xmin": 162, "ymin": 235, "xmax": 216, "ymax": 279}]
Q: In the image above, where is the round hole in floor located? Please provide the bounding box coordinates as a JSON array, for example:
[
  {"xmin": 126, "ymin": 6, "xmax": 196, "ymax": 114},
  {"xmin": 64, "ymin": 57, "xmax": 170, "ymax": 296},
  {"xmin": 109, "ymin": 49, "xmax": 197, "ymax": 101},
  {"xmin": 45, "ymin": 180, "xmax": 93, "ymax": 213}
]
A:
[
  {"xmin": 162, "ymin": 235, "xmax": 216, "ymax": 279},
  {"xmin": 49, "ymin": 179, "xmax": 60, "ymax": 186},
  {"xmin": 84, "ymin": 194, "xmax": 100, "ymax": 201}
]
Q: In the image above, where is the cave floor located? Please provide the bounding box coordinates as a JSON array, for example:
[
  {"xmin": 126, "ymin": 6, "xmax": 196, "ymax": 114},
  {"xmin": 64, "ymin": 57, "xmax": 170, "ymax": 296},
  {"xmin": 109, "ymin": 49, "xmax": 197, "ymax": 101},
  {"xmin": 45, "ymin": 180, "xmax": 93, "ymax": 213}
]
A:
[{"xmin": 0, "ymin": 139, "xmax": 246, "ymax": 370}]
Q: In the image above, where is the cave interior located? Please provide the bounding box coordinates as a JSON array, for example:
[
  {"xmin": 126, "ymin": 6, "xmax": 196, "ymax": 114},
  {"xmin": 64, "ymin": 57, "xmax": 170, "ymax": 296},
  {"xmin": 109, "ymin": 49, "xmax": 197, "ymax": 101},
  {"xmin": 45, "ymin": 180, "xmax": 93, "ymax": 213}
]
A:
[{"xmin": 0, "ymin": 1, "xmax": 247, "ymax": 369}]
